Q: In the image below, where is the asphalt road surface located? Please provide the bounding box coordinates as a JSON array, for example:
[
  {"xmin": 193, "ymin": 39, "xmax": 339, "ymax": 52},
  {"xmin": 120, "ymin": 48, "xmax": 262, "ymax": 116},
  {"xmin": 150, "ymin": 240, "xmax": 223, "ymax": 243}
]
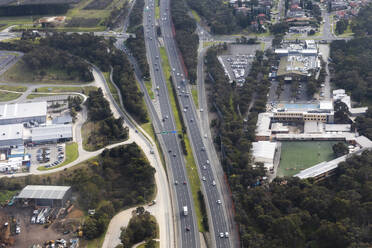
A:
[
  {"xmin": 143, "ymin": 1, "xmax": 201, "ymax": 247},
  {"xmin": 158, "ymin": 0, "xmax": 233, "ymax": 246}
]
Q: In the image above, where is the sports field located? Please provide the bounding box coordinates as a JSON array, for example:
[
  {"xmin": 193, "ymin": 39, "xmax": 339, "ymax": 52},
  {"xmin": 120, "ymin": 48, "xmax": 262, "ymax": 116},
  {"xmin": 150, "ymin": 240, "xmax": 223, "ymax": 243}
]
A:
[{"xmin": 278, "ymin": 141, "xmax": 340, "ymax": 177}]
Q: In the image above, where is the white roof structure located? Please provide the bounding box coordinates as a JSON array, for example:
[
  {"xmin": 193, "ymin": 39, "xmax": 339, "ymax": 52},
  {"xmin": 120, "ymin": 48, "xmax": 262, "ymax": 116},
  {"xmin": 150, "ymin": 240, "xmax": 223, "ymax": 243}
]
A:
[
  {"xmin": 325, "ymin": 124, "xmax": 351, "ymax": 132},
  {"xmin": 31, "ymin": 124, "xmax": 72, "ymax": 142},
  {"xmin": 319, "ymin": 101, "xmax": 333, "ymax": 110},
  {"xmin": 304, "ymin": 121, "xmax": 323, "ymax": 133},
  {"xmin": 252, "ymin": 141, "xmax": 277, "ymax": 168},
  {"xmin": 349, "ymin": 107, "xmax": 368, "ymax": 116},
  {"xmin": 17, "ymin": 185, "xmax": 71, "ymax": 200},
  {"xmin": 0, "ymin": 124, "xmax": 23, "ymax": 141},
  {"xmin": 355, "ymin": 136, "xmax": 372, "ymax": 148},
  {"xmin": 0, "ymin": 102, "xmax": 47, "ymax": 121},
  {"xmin": 256, "ymin": 113, "xmax": 272, "ymax": 137}
]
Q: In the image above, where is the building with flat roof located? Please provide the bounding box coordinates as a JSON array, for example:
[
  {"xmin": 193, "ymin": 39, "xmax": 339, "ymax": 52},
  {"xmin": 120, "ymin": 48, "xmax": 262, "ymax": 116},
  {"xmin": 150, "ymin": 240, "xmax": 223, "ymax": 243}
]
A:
[
  {"xmin": 0, "ymin": 124, "xmax": 23, "ymax": 148},
  {"xmin": 252, "ymin": 141, "xmax": 277, "ymax": 170},
  {"xmin": 256, "ymin": 113, "xmax": 273, "ymax": 140},
  {"xmin": 17, "ymin": 185, "xmax": 72, "ymax": 207},
  {"xmin": 30, "ymin": 124, "xmax": 72, "ymax": 144},
  {"xmin": 0, "ymin": 102, "xmax": 47, "ymax": 125}
]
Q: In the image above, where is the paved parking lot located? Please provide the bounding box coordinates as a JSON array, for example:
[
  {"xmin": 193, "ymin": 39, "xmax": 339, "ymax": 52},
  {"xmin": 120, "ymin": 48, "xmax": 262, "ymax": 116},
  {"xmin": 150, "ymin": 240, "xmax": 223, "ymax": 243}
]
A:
[{"xmin": 26, "ymin": 144, "xmax": 65, "ymax": 170}]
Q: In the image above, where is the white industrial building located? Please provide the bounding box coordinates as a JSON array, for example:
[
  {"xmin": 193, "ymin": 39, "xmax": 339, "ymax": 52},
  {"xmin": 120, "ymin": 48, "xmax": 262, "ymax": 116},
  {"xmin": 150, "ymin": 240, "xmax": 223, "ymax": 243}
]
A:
[
  {"xmin": 30, "ymin": 124, "xmax": 73, "ymax": 144},
  {"xmin": 0, "ymin": 102, "xmax": 47, "ymax": 125},
  {"xmin": 0, "ymin": 124, "xmax": 23, "ymax": 148},
  {"xmin": 252, "ymin": 141, "xmax": 277, "ymax": 171}
]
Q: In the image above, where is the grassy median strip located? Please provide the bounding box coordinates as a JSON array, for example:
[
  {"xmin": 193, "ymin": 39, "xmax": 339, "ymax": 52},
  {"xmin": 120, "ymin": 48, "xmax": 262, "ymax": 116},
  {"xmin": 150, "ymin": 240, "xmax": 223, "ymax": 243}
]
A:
[
  {"xmin": 191, "ymin": 85, "xmax": 199, "ymax": 109},
  {"xmin": 155, "ymin": 0, "xmax": 160, "ymax": 19},
  {"xmin": 0, "ymin": 91, "xmax": 21, "ymax": 102},
  {"xmin": 145, "ymin": 80, "xmax": 155, "ymax": 99},
  {"xmin": 103, "ymin": 72, "xmax": 121, "ymax": 106},
  {"xmin": 37, "ymin": 142, "xmax": 79, "ymax": 171},
  {"xmin": 159, "ymin": 47, "xmax": 205, "ymax": 232}
]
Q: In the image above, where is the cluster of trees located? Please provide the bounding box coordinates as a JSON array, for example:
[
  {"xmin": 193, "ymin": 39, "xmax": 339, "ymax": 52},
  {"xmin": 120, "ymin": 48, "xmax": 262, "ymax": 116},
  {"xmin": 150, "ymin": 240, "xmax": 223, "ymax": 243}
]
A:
[
  {"xmin": 126, "ymin": 27, "xmax": 150, "ymax": 79},
  {"xmin": 336, "ymin": 19, "xmax": 349, "ymax": 35},
  {"xmin": 127, "ymin": 0, "xmax": 144, "ymax": 32},
  {"xmin": 351, "ymin": 3, "xmax": 372, "ymax": 36},
  {"xmin": 330, "ymin": 37, "xmax": 372, "ymax": 102},
  {"xmin": 119, "ymin": 207, "xmax": 157, "ymax": 247},
  {"xmin": 355, "ymin": 109, "xmax": 372, "ymax": 140},
  {"xmin": 0, "ymin": 143, "xmax": 155, "ymax": 240},
  {"xmin": 238, "ymin": 151, "xmax": 372, "ymax": 247},
  {"xmin": 67, "ymin": 96, "xmax": 83, "ymax": 121},
  {"xmin": 0, "ymin": 3, "xmax": 69, "ymax": 16},
  {"xmin": 85, "ymin": 89, "xmax": 128, "ymax": 149},
  {"xmin": 332, "ymin": 142, "xmax": 349, "ymax": 157},
  {"xmin": 37, "ymin": 33, "xmax": 148, "ymax": 123},
  {"xmin": 186, "ymin": 0, "xmax": 237, "ymax": 34},
  {"xmin": 170, "ymin": 0, "xmax": 199, "ymax": 83},
  {"xmin": 270, "ymin": 22, "xmax": 289, "ymax": 35},
  {"xmin": 23, "ymin": 46, "xmax": 93, "ymax": 82}
]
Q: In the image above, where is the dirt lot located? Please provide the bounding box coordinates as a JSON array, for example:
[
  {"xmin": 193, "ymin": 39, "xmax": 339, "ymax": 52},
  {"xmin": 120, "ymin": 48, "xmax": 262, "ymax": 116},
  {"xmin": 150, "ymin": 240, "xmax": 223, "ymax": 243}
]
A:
[{"xmin": 0, "ymin": 206, "xmax": 80, "ymax": 248}]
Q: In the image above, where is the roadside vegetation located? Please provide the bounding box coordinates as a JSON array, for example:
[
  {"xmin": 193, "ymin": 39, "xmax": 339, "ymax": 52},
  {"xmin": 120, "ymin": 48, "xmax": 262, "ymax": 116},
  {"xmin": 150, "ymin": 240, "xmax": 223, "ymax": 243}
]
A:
[
  {"xmin": 82, "ymin": 88, "xmax": 128, "ymax": 151},
  {"xmin": 159, "ymin": 47, "xmax": 206, "ymax": 231},
  {"xmin": 119, "ymin": 207, "xmax": 158, "ymax": 247},
  {"xmin": 170, "ymin": 0, "xmax": 198, "ymax": 83},
  {"xmin": 0, "ymin": 85, "xmax": 27, "ymax": 92},
  {"xmin": 126, "ymin": 0, "xmax": 150, "ymax": 79},
  {"xmin": 0, "ymin": 91, "xmax": 21, "ymax": 101},
  {"xmin": 35, "ymin": 86, "xmax": 97, "ymax": 95},
  {"xmin": 0, "ymin": 143, "xmax": 156, "ymax": 241}
]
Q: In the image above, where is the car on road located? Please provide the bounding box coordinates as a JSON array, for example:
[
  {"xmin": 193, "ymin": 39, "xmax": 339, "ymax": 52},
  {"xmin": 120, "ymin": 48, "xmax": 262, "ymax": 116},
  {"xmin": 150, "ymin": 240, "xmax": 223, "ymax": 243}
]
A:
[
  {"xmin": 186, "ymin": 226, "xmax": 190, "ymax": 231},
  {"xmin": 202, "ymin": 176, "xmax": 206, "ymax": 181},
  {"xmin": 206, "ymin": 160, "xmax": 210, "ymax": 164},
  {"xmin": 173, "ymin": 153, "xmax": 176, "ymax": 157},
  {"xmin": 225, "ymin": 232, "xmax": 229, "ymax": 238},
  {"xmin": 212, "ymin": 180, "xmax": 216, "ymax": 186},
  {"xmin": 183, "ymin": 181, "xmax": 187, "ymax": 185},
  {"xmin": 203, "ymin": 166, "xmax": 206, "ymax": 170},
  {"xmin": 204, "ymin": 134, "xmax": 207, "ymax": 138},
  {"xmin": 219, "ymin": 232, "xmax": 224, "ymax": 238},
  {"xmin": 200, "ymin": 108, "xmax": 204, "ymax": 112},
  {"xmin": 175, "ymin": 180, "xmax": 178, "ymax": 185},
  {"xmin": 216, "ymin": 200, "xmax": 222, "ymax": 205}
]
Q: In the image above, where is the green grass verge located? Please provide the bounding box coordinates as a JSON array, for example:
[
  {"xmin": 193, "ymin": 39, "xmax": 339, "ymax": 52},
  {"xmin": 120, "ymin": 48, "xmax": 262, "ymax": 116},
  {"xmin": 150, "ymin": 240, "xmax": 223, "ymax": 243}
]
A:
[
  {"xmin": 145, "ymin": 80, "xmax": 155, "ymax": 99},
  {"xmin": 141, "ymin": 122, "xmax": 156, "ymax": 141},
  {"xmin": 191, "ymin": 10, "xmax": 201, "ymax": 23},
  {"xmin": 155, "ymin": 0, "xmax": 160, "ymax": 19},
  {"xmin": 36, "ymin": 86, "xmax": 97, "ymax": 95},
  {"xmin": 203, "ymin": 41, "xmax": 222, "ymax": 48},
  {"xmin": 26, "ymin": 93, "xmax": 74, "ymax": 99},
  {"xmin": 0, "ymin": 16, "xmax": 37, "ymax": 31},
  {"xmin": 0, "ymin": 91, "xmax": 21, "ymax": 101},
  {"xmin": 159, "ymin": 47, "xmax": 205, "ymax": 232},
  {"xmin": 278, "ymin": 141, "xmax": 341, "ymax": 177},
  {"xmin": 137, "ymin": 241, "xmax": 160, "ymax": 248},
  {"xmin": 0, "ymin": 85, "xmax": 27, "ymax": 92},
  {"xmin": 191, "ymin": 86, "xmax": 199, "ymax": 109},
  {"xmin": 37, "ymin": 142, "xmax": 79, "ymax": 171},
  {"xmin": 103, "ymin": 72, "xmax": 121, "ymax": 108}
]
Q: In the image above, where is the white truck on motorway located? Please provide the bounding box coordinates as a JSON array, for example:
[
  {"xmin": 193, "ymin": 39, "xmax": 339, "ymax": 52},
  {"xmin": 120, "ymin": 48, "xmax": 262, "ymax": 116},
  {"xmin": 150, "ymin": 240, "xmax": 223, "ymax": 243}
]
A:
[{"xmin": 183, "ymin": 206, "xmax": 188, "ymax": 216}]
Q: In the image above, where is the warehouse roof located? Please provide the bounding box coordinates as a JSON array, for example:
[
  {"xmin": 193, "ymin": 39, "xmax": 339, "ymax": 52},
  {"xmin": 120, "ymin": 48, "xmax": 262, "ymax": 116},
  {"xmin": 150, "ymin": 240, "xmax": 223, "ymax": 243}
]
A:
[
  {"xmin": 0, "ymin": 124, "xmax": 23, "ymax": 141},
  {"xmin": 31, "ymin": 124, "xmax": 72, "ymax": 142},
  {"xmin": 17, "ymin": 185, "xmax": 71, "ymax": 200},
  {"xmin": 0, "ymin": 102, "xmax": 47, "ymax": 120}
]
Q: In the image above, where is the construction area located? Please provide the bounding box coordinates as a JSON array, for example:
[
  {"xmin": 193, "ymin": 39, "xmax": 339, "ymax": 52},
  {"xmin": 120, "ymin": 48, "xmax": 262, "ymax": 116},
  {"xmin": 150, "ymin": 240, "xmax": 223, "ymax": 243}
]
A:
[{"xmin": 0, "ymin": 185, "xmax": 81, "ymax": 248}]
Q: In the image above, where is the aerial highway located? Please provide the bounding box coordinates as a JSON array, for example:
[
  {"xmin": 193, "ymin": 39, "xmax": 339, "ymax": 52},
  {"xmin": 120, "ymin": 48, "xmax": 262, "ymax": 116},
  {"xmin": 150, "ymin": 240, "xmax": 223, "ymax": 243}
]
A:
[
  {"xmin": 158, "ymin": 0, "xmax": 235, "ymax": 247},
  {"xmin": 141, "ymin": 0, "xmax": 201, "ymax": 247}
]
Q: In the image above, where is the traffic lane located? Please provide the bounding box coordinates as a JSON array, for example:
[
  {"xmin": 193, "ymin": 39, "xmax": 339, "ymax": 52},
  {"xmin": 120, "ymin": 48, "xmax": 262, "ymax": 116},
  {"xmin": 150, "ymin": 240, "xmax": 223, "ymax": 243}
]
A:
[{"xmin": 145, "ymin": 3, "xmax": 200, "ymax": 246}]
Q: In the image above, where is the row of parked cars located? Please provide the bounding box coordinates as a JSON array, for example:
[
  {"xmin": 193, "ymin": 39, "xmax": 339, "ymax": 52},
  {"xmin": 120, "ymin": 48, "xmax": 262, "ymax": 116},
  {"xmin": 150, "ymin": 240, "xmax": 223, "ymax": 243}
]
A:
[{"xmin": 44, "ymin": 145, "xmax": 64, "ymax": 168}]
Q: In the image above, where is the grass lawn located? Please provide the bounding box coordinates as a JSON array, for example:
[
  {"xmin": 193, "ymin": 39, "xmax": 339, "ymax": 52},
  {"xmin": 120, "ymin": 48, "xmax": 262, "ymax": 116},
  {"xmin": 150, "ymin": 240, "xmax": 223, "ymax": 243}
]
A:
[
  {"xmin": 1, "ymin": 59, "xmax": 89, "ymax": 84},
  {"xmin": 159, "ymin": 47, "xmax": 205, "ymax": 232},
  {"xmin": 145, "ymin": 80, "xmax": 155, "ymax": 99},
  {"xmin": 155, "ymin": 0, "xmax": 160, "ymax": 19},
  {"xmin": 36, "ymin": 86, "xmax": 97, "ymax": 95},
  {"xmin": 191, "ymin": 85, "xmax": 199, "ymax": 109},
  {"xmin": 0, "ymin": 91, "xmax": 21, "ymax": 101},
  {"xmin": 278, "ymin": 141, "xmax": 341, "ymax": 177},
  {"xmin": 26, "ymin": 93, "xmax": 73, "ymax": 99},
  {"xmin": 138, "ymin": 241, "xmax": 160, "ymax": 248},
  {"xmin": 0, "ymin": 85, "xmax": 27, "ymax": 92},
  {"xmin": 37, "ymin": 142, "xmax": 79, "ymax": 171},
  {"xmin": 191, "ymin": 10, "xmax": 201, "ymax": 23},
  {"xmin": 203, "ymin": 41, "xmax": 222, "ymax": 48},
  {"xmin": 141, "ymin": 122, "xmax": 156, "ymax": 142},
  {"xmin": 0, "ymin": 16, "xmax": 37, "ymax": 31}
]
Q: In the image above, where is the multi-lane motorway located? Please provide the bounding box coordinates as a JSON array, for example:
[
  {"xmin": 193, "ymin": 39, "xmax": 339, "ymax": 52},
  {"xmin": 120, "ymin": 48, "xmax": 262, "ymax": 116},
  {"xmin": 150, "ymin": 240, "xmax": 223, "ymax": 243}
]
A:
[
  {"xmin": 143, "ymin": 0, "xmax": 200, "ymax": 247},
  {"xmin": 158, "ymin": 0, "xmax": 233, "ymax": 247}
]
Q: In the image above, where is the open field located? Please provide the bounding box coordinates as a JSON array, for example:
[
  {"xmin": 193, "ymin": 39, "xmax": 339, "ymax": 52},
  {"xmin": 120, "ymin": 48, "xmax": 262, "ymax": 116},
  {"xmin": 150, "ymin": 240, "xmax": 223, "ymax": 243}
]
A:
[
  {"xmin": 1, "ymin": 59, "xmax": 89, "ymax": 84},
  {"xmin": 159, "ymin": 47, "xmax": 205, "ymax": 232},
  {"xmin": 37, "ymin": 142, "xmax": 79, "ymax": 171},
  {"xmin": 36, "ymin": 86, "xmax": 97, "ymax": 95},
  {"xmin": 278, "ymin": 141, "xmax": 340, "ymax": 177},
  {"xmin": 0, "ymin": 85, "xmax": 27, "ymax": 92},
  {"xmin": 0, "ymin": 91, "xmax": 21, "ymax": 101}
]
